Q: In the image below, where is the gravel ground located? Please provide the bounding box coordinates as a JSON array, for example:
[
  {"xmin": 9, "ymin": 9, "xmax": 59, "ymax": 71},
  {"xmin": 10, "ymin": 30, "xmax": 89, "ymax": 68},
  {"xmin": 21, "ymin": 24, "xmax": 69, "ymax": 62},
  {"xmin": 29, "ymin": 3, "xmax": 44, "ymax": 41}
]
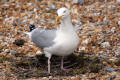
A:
[{"xmin": 0, "ymin": 0, "xmax": 120, "ymax": 80}]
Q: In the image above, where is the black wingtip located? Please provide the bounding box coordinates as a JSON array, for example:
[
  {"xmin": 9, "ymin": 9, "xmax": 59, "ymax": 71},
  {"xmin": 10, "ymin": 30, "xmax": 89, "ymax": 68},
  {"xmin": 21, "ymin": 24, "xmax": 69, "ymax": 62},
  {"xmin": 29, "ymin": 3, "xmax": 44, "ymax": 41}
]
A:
[{"xmin": 29, "ymin": 24, "xmax": 36, "ymax": 31}]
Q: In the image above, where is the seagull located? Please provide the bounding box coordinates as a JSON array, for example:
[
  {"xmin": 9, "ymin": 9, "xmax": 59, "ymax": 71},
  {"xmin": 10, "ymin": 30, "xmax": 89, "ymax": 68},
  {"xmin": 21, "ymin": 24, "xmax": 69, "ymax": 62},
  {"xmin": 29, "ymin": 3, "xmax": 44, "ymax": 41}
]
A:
[{"xmin": 26, "ymin": 7, "xmax": 79, "ymax": 73}]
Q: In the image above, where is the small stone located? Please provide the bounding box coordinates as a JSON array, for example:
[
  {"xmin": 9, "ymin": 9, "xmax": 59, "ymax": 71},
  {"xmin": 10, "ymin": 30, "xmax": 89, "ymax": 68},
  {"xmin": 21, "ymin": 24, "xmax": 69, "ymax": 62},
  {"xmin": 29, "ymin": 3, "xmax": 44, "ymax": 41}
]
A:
[
  {"xmin": 42, "ymin": 77, "xmax": 48, "ymax": 79},
  {"xmin": 104, "ymin": 67, "xmax": 117, "ymax": 72},
  {"xmin": 30, "ymin": 20, "xmax": 34, "ymax": 24},
  {"xmin": 12, "ymin": 23, "xmax": 17, "ymax": 26},
  {"xmin": 50, "ymin": 5, "xmax": 56, "ymax": 10},
  {"xmin": 18, "ymin": 21, "xmax": 26, "ymax": 25},
  {"xmin": 46, "ymin": 5, "xmax": 56, "ymax": 13},
  {"xmin": 109, "ymin": 57, "xmax": 117, "ymax": 62},
  {"xmin": 24, "ymin": 16, "xmax": 28, "ymax": 19},
  {"xmin": 71, "ymin": 76, "xmax": 76, "ymax": 79},
  {"xmin": 13, "ymin": 39, "xmax": 25, "ymax": 46},
  {"xmin": 10, "ymin": 50, "xmax": 17, "ymax": 56},
  {"xmin": 4, "ymin": 3, "xmax": 9, "ymax": 7},
  {"xmin": 48, "ymin": 76, "xmax": 53, "ymax": 79},
  {"xmin": 5, "ymin": 49, "xmax": 10, "ymax": 53},
  {"xmin": 16, "ymin": 4, "xmax": 20, "ymax": 8},
  {"xmin": 0, "ymin": 50, "xmax": 2, "ymax": 53},
  {"xmin": 38, "ymin": 0, "xmax": 43, "ymax": 1},
  {"xmin": 82, "ymin": 39, "xmax": 89, "ymax": 44},
  {"xmin": 115, "ymin": 60, "xmax": 120, "ymax": 66},
  {"xmin": 27, "ymin": 3, "xmax": 32, "ymax": 6},
  {"xmin": 0, "ymin": 72, "xmax": 6, "ymax": 76},
  {"xmin": 4, "ymin": 18, "xmax": 10, "ymax": 22},
  {"xmin": 108, "ymin": 5, "xmax": 117, "ymax": 10},
  {"xmin": 34, "ymin": 8, "xmax": 37, "ymax": 12},
  {"xmin": 78, "ymin": 19, "xmax": 82, "ymax": 25},
  {"xmin": 81, "ymin": 75, "xmax": 87, "ymax": 80},
  {"xmin": 0, "ymin": 17, "xmax": 3, "ymax": 20},
  {"xmin": 117, "ymin": 0, "xmax": 120, "ymax": 3},
  {"xmin": 73, "ymin": 0, "xmax": 84, "ymax": 4},
  {"xmin": 97, "ymin": 51, "xmax": 109, "ymax": 58},
  {"xmin": 109, "ymin": 75, "xmax": 116, "ymax": 80},
  {"xmin": 101, "ymin": 42, "xmax": 110, "ymax": 48},
  {"xmin": 114, "ymin": 46, "xmax": 120, "ymax": 55},
  {"xmin": 87, "ymin": 31, "xmax": 94, "ymax": 35},
  {"xmin": 118, "ymin": 21, "xmax": 120, "ymax": 25},
  {"xmin": 79, "ymin": 47, "xmax": 86, "ymax": 51},
  {"xmin": 111, "ymin": 27, "xmax": 115, "ymax": 33},
  {"xmin": 0, "ymin": 32, "xmax": 3, "ymax": 36}
]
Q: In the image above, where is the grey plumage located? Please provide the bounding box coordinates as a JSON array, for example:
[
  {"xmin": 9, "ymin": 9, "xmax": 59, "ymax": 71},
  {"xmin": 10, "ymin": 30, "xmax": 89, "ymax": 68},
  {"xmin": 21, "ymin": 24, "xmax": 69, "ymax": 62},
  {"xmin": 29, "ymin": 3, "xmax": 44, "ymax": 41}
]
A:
[{"xmin": 31, "ymin": 28, "xmax": 56, "ymax": 48}]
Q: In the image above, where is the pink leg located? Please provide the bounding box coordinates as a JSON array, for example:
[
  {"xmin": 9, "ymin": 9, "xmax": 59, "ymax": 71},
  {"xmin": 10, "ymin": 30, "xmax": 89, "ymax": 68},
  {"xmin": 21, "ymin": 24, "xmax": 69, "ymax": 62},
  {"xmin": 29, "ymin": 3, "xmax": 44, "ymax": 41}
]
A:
[
  {"xmin": 61, "ymin": 57, "xmax": 70, "ymax": 73},
  {"xmin": 48, "ymin": 58, "xmax": 51, "ymax": 73}
]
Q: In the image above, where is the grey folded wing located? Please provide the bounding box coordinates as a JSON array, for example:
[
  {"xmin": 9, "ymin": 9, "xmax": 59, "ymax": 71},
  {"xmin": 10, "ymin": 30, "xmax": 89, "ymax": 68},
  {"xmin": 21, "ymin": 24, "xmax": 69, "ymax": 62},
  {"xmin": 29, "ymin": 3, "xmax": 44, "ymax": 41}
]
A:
[{"xmin": 31, "ymin": 28, "xmax": 56, "ymax": 48}]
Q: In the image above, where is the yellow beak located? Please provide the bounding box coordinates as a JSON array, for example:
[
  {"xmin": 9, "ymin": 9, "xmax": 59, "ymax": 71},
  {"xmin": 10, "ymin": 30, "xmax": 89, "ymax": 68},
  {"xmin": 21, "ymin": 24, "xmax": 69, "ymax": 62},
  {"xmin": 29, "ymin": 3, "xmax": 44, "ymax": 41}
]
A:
[{"xmin": 56, "ymin": 16, "xmax": 62, "ymax": 22}]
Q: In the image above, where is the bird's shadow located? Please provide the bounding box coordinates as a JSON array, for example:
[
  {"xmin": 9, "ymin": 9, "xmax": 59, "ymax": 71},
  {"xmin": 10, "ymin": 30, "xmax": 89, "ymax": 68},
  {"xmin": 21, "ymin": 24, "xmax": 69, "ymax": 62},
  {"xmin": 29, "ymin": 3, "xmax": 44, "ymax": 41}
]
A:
[{"xmin": 3, "ymin": 52, "xmax": 104, "ymax": 79}]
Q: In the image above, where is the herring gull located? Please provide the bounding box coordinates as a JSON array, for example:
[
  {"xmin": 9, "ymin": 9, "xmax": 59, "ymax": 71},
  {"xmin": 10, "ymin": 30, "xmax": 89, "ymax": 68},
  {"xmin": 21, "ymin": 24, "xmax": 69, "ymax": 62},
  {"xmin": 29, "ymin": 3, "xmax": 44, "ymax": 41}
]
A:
[{"xmin": 26, "ymin": 7, "xmax": 79, "ymax": 73}]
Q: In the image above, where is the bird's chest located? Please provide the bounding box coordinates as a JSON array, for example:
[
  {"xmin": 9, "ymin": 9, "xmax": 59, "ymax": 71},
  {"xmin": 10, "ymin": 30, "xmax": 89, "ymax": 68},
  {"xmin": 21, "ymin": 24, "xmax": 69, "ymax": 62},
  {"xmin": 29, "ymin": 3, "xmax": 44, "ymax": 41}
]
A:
[{"xmin": 53, "ymin": 32, "xmax": 79, "ymax": 54}]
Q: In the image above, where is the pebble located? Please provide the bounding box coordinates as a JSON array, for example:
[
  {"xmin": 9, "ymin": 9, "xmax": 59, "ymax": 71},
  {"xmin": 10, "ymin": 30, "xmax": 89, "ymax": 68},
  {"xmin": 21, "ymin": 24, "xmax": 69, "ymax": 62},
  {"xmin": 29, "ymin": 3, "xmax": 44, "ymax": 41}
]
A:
[
  {"xmin": 4, "ymin": 18, "xmax": 10, "ymax": 22},
  {"xmin": 30, "ymin": 20, "xmax": 34, "ymax": 25},
  {"xmin": 10, "ymin": 50, "xmax": 17, "ymax": 56},
  {"xmin": 117, "ymin": 32, "xmax": 120, "ymax": 36},
  {"xmin": 81, "ymin": 75, "xmax": 87, "ymax": 80},
  {"xmin": 34, "ymin": 8, "xmax": 37, "ymax": 12},
  {"xmin": 50, "ymin": 5, "xmax": 56, "ymax": 10},
  {"xmin": 29, "ymin": 11, "xmax": 34, "ymax": 16},
  {"xmin": 24, "ymin": 16, "xmax": 28, "ymax": 19},
  {"xmin": 104, "ymin": 67, "xmax": 117, "ymax": 72},
  {"xmin": 71, "ymin": 76, "xmax": 76, "ymax": 79},
  {"xmin": 0, "ymin": 72, "xmax": 6, "ymax": 76},
  {"xmin": 16, "ymin": 4, "xmax": 20, "ymax": 8},
  {"xmin": 13, "ymin": 39, "xmax": 25, "ymax": 46},
  {"xmin": 79, "ymin": 46, "xmax": 86, "ymax": 51},
  {"xmin": 73, "ymin": 0, "xmax": 84, "ymax": 4},
  {"xmin": 5, "ymin": 49, "xmax": 10, "ymax": 53},
  {"xmin": 0, "ymin": 50, "xmax": 2, "ymax": 53},
  {"xmin": 101, "ymin": 42, "xmax": 110, "ymax": 48},
  {"xmin": 97, "ymin": 51, "xmax": 109, "ymax": 58},
  {"xmin": 87, "ymin": 31, "xmax": 94, "ymax": 35},
  {"xmin": 42, "ymin": 77, "xmax": 48, "ymax": 79},
  {"xmin": 38, "ymin": 0, "xmax": 43, "ymax": 1},
  {"xmin": 46, "ymin": 5, "xmax": 56, "ymax": 13},
  {"xmin": 12, "ymin": 23, "xmax": 17, "ymax": 26},
  {"xmin": 118, "ymin": 21, "xmax": 120, "ymax": 25},
  {"xmin": 4, "ymin": 3, "xmax": 9, "ymax": 7},
  {"xmin": 27, "ymin": 3, "xmax": 32, "ymax": 6},
  {"xmin": 108, "ymin": 5, "xmax": 117, "ymax": 10},
  {"xmin": 78, "ymin": 19, "xmax": 82, "ymax": 25},
  {"xmin": 0, "ymin": 32, "xmax": 3, "ymax": 36},
  {"xmin": 109, "ymin": 75, "xmax": 116, "ymax": 80},
  {"xmin": 82, "ymin": 39, "xmax": 89, "ymax": 44},
  {"xmin": 18, "ymin": 21, "xmax": 26, "ymax": 25},
  {"xmin": 111, "ymin": 27, "xmax": 116, "ymax": 33},
  {"xmin": 114, "ymin": 46, "xmax": 120, "ymax": 55},
  {"xmin": 117, "ymin": 0, "xmax": 120, "ymax": 3},
  {"xmin": 109, "ymin": 57, "xmax": 117, "ymax": 62},
  {"xmin": 48, "ymin": 76, "xmax": 53, "ymax": 79}
]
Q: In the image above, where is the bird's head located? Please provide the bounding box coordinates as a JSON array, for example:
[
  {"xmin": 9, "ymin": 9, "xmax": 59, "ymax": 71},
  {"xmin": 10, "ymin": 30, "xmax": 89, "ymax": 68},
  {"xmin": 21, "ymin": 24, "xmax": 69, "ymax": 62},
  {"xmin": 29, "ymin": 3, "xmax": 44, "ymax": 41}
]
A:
[{"xmin": 56, "ymin": 7, "xmax": 70, "ymax": 22}]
